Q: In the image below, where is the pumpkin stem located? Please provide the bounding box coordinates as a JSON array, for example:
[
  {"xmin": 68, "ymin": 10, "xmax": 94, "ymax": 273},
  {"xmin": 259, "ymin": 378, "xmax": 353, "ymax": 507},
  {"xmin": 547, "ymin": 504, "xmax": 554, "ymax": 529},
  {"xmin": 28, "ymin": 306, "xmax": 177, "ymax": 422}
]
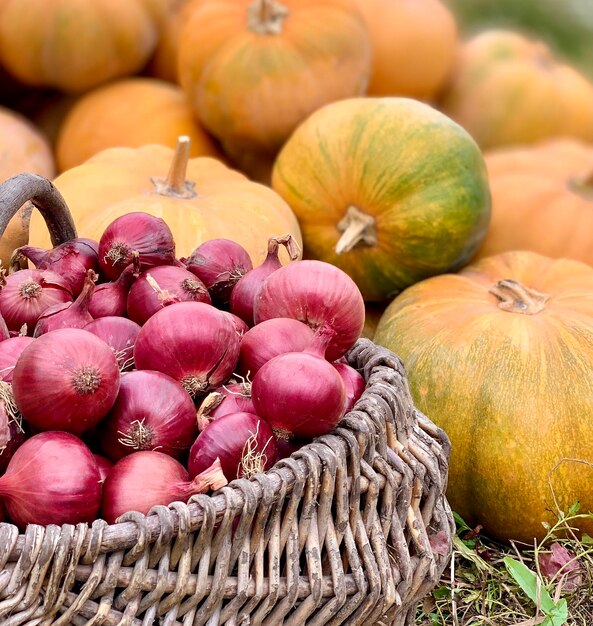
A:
[
  {"xmin": 568, "ymin": 172, "xmax": 593, "ymax": 199},
  {"xmin": 489, "ymin": 279, "xmax": 550, "ymax": 315},
  {"xmin": 0, "ymin": 173, "xmax": 77, "ymax": 249},
  {"xmin": 335, "ymin": 206, "xmax": 378, "ymax": 254},
  {"xmin": 151, "ymin": 136, "xmax": 197, "ymax": 200},
  {"xmin": 247, "ymin": 0, "xmax": 289, "ymax": 35}
]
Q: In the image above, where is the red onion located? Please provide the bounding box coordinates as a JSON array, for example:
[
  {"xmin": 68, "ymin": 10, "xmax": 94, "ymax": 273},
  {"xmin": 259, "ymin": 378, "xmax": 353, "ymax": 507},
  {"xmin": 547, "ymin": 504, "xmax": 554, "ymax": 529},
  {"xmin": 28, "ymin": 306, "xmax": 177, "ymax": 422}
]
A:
[
  {"xmin": 238, "ymin": 318, "xmax": 314, "ymax": 377},
  {"xmin": 196, "ymin": 382, "xmax": 255, "ymax": 430},
  {"xmin": 127, "ymin": 265, "xmax": 211, "ymax": 325},
  {"xmin": 222, "ymin": 311, "xmax": 249, "ymax": 337},
  {"xmin": 0, "ymin": 336, "xmax": 34, "ymax": 382},
  {"xmin": 12, "ymin": 328, "xmax": 120, "ymax": 435},
  {"xmin": 134, "ymin": 302, "xmax": 240, "ymax": 398},
  {"xmin": 276, "ymin": 437, "xmax": 306, "ymax": 460},
  {"xmin": 101, "ymin": 451, "xmax": 227, "ymax": 524},
  {"xmin": 0, "ymin": 431, "xmax": 101, "ymax": 528},
  {"xmin": 11, "ymin": 238, "xmax": 99, "ymax": 297},
  {"xmin": 84, "ymin": 317, "xmax": 141, "ymax": 371},
  {"xmin": 99, "ymin": 370, "xmax": 198, "ymax": 462},
  {"xmin": 0, "ymin": 312, "xmax": 9, "ymax": 342},
  {"xmin": 94, "ymin": 454, "xmax": 113, "ymax": 483},
  {"xmin": 33, "ymin": 269, "xmax": 97, "ymax": 337},
  {"xmin": 251, "ymin": 324, "xmax": 346, "ymax": 440},
  {"xmin": 98, "ymin": 212, "xmax": 176, "ymax": 280},
  {"xmin": 0, "ymin": 269, "xmax": 72, "ymax": 334},
  {"xmin": 333, "ymin": 362, "xmax": 365, "ymax": 413},
  {"xmin": 230, "ymin": 235, "xmax": 300, "ymax": 326},
  {"xmin": 88, "ymin": 254, "xmax": 140, "ymax": 318},
  {"xmin": 183, "ymin": 238, "xmax": 253, "ymax": 306},
  {"xmin": 189, "ymin": 412, "xmax": 278, "ymax": 482},
  {"xmin": 254, "ymin": 260, "xmax": 365, "ymax": 361}
]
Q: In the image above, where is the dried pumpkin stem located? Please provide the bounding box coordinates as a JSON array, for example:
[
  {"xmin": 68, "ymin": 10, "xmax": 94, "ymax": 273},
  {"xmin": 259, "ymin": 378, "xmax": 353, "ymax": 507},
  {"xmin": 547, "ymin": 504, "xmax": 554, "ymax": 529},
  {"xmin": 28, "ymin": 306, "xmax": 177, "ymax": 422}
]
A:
[
  {"xmin": 335, "ymin": 205, "xmax": 378, "ymax": 254},
  {"xmin": 0, "ymin": 173, "xmax": 77, "ymax": 247},
  {"xmin": 489, "ymin": 279, "xmax": 550, "ymax": 315},
  {"xmin": 151, "ymin": 136, "xmax": 197, "ymax": 200},
  {"xmin": 247, "ymin": 0, "xmax": 289, "ymax": 35}
]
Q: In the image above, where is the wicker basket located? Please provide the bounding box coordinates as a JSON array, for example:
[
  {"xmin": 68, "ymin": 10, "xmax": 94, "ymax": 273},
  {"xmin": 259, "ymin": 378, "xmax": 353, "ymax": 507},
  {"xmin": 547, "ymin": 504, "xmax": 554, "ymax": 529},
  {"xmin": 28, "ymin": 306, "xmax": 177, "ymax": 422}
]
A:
[{"xmin": 0, "ymin": 338, "xmax": 453, "ymax": 626}]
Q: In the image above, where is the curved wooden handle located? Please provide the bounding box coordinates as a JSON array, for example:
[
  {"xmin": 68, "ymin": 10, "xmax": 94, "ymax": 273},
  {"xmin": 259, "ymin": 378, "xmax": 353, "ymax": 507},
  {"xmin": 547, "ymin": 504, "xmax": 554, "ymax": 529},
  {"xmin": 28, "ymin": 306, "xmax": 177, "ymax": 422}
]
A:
[{"xmin": 0, "ymin": 173, "xmax": 77, "ymax": 247}]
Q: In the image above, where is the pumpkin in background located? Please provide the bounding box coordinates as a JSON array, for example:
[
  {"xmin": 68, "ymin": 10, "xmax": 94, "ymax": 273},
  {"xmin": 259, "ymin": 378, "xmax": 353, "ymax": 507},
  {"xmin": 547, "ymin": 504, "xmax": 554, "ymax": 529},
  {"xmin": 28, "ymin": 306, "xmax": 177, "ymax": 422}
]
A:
[
  {"xmin": 28, "ymin": 137, "xmax": 302, "ymax": 265},
  {"xmin": 0, "ymin": 106, "xmax": 55, "ymax": 265},
  {"xmin": 272, "ymin": 97, "xmax": 491, "ymax": 302},
  {"xmin": 177, "ymin": 0, "xmax": 372, "ymax": 157},
  {"xmin": 374, "ymin": 251, "xmax": 593, "ymax": 543},
  {"xmin": 352, "ymin": 0, "xmax": 458, "ymax": 100},
  {"xmin": 361, "ymin": 303, "xmax": 386, "ymax": 341},
  {"xmin": 439, "ymin": 30, "xmax": 593, "ymax": 150},
  {"xmin": 0, "ymin": 0, "xmax": 163, "ymax": 93},
  {"xmin": 56, "ymin": 78, "xmax": 221, "ymax": 172},
  {"xmin": 474, "ymin": 139, "xmax": 593, "ymax": 264},
  {"xmin": 148, "ymin": 0, "xmax": 200, "ymax": 82}
]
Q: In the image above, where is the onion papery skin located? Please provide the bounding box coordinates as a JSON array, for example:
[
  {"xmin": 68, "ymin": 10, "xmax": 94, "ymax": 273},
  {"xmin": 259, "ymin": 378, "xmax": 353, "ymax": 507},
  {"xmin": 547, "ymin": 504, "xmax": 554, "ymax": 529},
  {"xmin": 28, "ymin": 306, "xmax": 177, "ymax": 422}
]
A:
[
  {"xmin": 101, "ymin": 450, "xmax": 227, "ymax": 524},
  {"xmin": 238, "ymin": 318, "xmax": 315, "ymax": 377},
  {"xmin": 254, "ymin": 260, "xmax": 365, "ymax": 361},
  {"xmin": 33, "ymin": 270, "xmax": 96, "ymax": 337},
  {"xmin": 88, "ymin": 263, "xmax": 138, "ymax": 319},
  {"xmin": 0, "ymin": 337, "xmax": 34, "ymax": 382},
  {"xmin": 84, "ymin": 317, "xmax": 141, "ymax": 371},
  {"xmin": 99, "ymin": 370, "xmax": 198, "ymax": 462},
  {"xmin": 94, "ymin": 454, "xmax": 113, "ymax": 483},
  {"xmin": 188, "ymin": 412, "xmax": 278, "ymax": 482},
  {"xmin": 133, "ymin": 302, "xmax": 240, "ymax": 399},
  {"xmin": 197, "ymin": 383, "xmax": 255, "ymax": 430},
  {"xmin": 183, "ymin": 239, "xmax": 253, "ymax": 306},
  {"xmin": 14, "ymin": 238, "xmax": 99, "ymax": 297},
  {"xmin": 12, "ymin": 328, "xmax": 120, "ymax": 435},
  {"xmin": 98, "ymin": 212, "xmax": 176, "ymax": 280},
  {"xmin": 127, "ymin": 265, "xmax": 211, "ymax": 325},
  {"xmin": 0, "ymin": 417, "xmax": 26, "ymax": 475},
  {"xmin": 0, "ymin": 269, "xmax": 72, "ymax": 334},
  {"xmin": 333, "ymin": 362, "xmax": 365, "ymax": 413},
  {"xmin": 0, "ymin": 431, "xmax": 101, "ymax": 528},
  {"xmin": 0, "ymin": 313, "xmax": 10, "ymax": 342},
  {"xmin": 252, "ymin": 350, "xmax": 346, "ymax": 440}
]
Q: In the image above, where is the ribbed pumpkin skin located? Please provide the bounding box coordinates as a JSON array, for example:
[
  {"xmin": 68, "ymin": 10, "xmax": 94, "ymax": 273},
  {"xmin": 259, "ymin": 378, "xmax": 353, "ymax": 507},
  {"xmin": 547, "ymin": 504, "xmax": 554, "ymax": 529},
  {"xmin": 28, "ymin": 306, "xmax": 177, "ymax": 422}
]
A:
[
  {"xmin": 0, "ymin": 107, "xmax": 55, "ymax": 265},
  {"xmin": 0, "ymin": 0, "xmax": 161, "ymax": 93},
  {"xmin": 475, "ymin": 139, "xmax": 593, "ymax": 263},
  {"xmin": 440, "ymin": 30, "xmax": 593, "ymax": 150},
  {"xmin": 272, "ymin": 97, "xmax": 491, "ymax": 302},
  {"xmin": 28, "ymin": 144, "xmax": 302, "ymax": 266},
  {"xmin": 177, "ymin": 0, "xmax": 372, "ymax": 155},
  {"xmin": 353, "ymin": 0, "xmax": 458, "ymax": 100},
  {"xmin": 56, "ymin": 78, "xmax": 221, "ymax": 172},
  {"xmin": 374, "ymin": 251, "xmax": 593, "ymax": 543}
]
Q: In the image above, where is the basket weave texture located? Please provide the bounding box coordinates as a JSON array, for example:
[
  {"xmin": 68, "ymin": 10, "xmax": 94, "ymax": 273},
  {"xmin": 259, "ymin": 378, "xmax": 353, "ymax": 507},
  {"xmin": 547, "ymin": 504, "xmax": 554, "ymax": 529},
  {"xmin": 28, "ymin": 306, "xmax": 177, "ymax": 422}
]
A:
[{"xmin": 0, "ymin": 338, "xmax": 453, "ymax": 626}]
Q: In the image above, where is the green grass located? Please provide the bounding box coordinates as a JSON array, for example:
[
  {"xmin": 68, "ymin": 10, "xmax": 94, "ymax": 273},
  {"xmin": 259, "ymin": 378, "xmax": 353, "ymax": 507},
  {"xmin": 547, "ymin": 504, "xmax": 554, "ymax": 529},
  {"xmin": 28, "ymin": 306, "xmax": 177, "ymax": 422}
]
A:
[{"xmin": 416, "ymin": 506, "xmax": 593, "ymax": 625}]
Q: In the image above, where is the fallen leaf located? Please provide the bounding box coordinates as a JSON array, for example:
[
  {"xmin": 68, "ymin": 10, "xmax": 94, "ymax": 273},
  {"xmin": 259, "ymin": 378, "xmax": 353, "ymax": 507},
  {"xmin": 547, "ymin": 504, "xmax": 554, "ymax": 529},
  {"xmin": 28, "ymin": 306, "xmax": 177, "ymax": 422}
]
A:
[{"xmin": 538, "ymin": 542, "xmax": 582, "ymax": 591}]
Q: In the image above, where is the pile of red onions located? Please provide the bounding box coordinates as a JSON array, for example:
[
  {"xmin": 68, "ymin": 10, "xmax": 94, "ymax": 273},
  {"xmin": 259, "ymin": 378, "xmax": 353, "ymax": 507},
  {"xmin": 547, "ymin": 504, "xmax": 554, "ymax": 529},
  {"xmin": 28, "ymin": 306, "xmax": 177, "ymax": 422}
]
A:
[{"xmin": 0, "ymin": 209, "xmax": 367, "ymax": 530}]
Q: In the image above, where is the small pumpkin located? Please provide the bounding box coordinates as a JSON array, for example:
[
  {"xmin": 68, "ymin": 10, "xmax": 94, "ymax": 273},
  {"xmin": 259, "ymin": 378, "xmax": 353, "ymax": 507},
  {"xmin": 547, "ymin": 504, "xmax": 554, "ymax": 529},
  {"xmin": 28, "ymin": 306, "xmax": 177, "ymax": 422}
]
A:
[
  {"xmin": 272, "ymin": 97, "xmax": 491, "ymax": 302},
  {"xmin": 352, "ymin": 0, "xmax": 458, "ymax": 100},
  {"xmin": 475, "ymin": 139, "xmax": 593, "ymax": 264},
  {"xmin": 56, "ymin": 78, "xmax": 221, "ymax": 172},
  {"xmin": 439, "ymin": 30, "xmax": 593, "ymax": 149},
  {"xmin": 177, "ymin": 0, "xmax": 372, "ymax": 156},
  {"xmin": 374, "ymin": 251, "xmax": 593, "ymax": 543},
  {"xmin": 0, "ymin": 106, "xmax": 55, "ymax": 265},
  {"xmin": 28, "ymin": 137, "xmax": 302, "ymax": 266},
  {"xmin": 0, "ymin": 0, "xmax": 164, "ymax": 93}
]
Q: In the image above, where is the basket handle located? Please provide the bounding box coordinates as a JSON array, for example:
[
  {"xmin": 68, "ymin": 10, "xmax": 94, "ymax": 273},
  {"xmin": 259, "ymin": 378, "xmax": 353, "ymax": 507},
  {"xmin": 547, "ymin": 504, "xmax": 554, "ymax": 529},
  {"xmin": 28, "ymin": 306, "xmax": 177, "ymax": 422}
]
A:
[{"xmin": 0, "ymin": 173, "xmax": 77, "ymax": 247}]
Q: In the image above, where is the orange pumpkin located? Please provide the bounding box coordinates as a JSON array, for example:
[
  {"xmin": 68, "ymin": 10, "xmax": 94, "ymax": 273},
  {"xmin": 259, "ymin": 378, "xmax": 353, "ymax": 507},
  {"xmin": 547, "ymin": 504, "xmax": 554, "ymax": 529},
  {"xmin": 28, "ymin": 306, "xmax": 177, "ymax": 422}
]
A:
[
  {"xmin": 352, "ymin": 0, "xmax": 458, "ymax": 100},
  {"xmin": 0, "ymin": 0, "xmax": 163, "ymax": 93},
  {"xmin": 440, "ymin": 30, "xmax": 593, "ymax": 149},
  {"xmin": 56, "ymin": 78, "xmax": 221, "ymax": 172},
  {"xmin": 0, "ymin": 106, "xmax": 55, "ymax": 265},
  {"xmin": 375, "ymin": 251, "xmax": 593, "ymax": 543},
  {"xmin": 28, "ymin": 138, "xmax": 302, "ymax": 266},
  {"xmin": 475, "ymin": 139, "xmax": 593, "ymax": 264},
  {"xmin": 177, "ymin": 0, "xmax": 372, "ymax": 155}
]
